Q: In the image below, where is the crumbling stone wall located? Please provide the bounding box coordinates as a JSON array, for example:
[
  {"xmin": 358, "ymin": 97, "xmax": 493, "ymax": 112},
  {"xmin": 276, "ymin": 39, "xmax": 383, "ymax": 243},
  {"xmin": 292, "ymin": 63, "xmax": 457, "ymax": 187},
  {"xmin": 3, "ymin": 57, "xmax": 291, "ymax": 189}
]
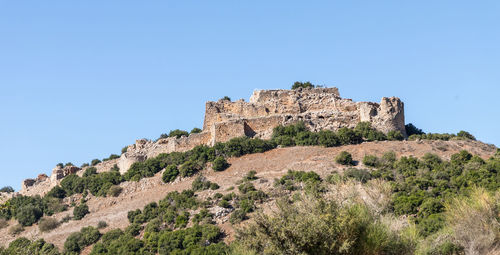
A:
[{"xmin": 203, "ymin": 87, "xmax": 405, "ymax": 143}]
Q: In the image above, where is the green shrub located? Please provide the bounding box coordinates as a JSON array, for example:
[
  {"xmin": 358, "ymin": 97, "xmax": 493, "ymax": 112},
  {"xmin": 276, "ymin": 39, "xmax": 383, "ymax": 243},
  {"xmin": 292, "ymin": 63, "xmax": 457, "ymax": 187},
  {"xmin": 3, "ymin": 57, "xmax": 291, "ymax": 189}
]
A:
[
  {"xmin": 387, "ymin": 130, "xmax": 404, "ymax": 141},
  {"xmin": 91, "ymin": 159, "xmax": 101, "ymax": 166},
  {"xmin": 64, "ymin": 226, "xmax": 101, "ymax": 253},
  {"xmin": 236, "ymin": 196, "xmax": 413, "ymax": 255},
  {"xmin": 60, "ymin": 174, "xmax": 85, "ymax": 196},
  {"xmin": 190, "ymin": 127, "xmax": 202, "ymax": 134},
  {"xmin": 162, "ymin": 165, "xmax": 179, "ymax": 183},
  {"xmin": 121, "ymin": 146, "xmax": 128, "ymax": 154},
  {"xmin": 38, "ymin": 217, "xmax": 60, "ymax": 232},
  {"xmin": 405, "ymin": 123, "xmax": 424, "ymax": 136},
  {"xmin": 16, "ymin": 204, "xmax": 43, "ymax": 226},
  {"xmin": 103, "ymin": 154, "xmax": 120, "ymax": 161},
  {"xmin": 97, "ymin": 221, "xmax": 107, "ymax": 229},
  {"xmin": 335, "ymin": 151, "xmax": 354, "ymax": 165},
  {"xmin": 362, "ymin": 155, "xmax": 379, "ymax": 167},
  {"xmin": 83, "ymin": 167, "xmax": 97, "ymax": 177},
  {"xmin": 46, "ymin": 185, "xmax": 66, "ymax": 199},
  {"xmin": 218, "ymin": 199, "xmax": 231, "ymax": 208},
  {"xmin": 107, "ymin": 185, "xmax": 122, "ymax": 197},
  {"xmin": 243, "ymin": 170, "xmax": 258, "ymax": 181},
  {"xmin": 73, "ymin": 203, "xmax": 89, "ymax": 220},
  {"xmin": 337, "ymin": 127, "xmax": 362, "ymax": 145},
  {"xmin": 212, "ymin": 156, "xmax": 230, "ymax": 171},
  {"xmin": 344, "ymin": 168, "xmax": 372, "ymax": 183},
  {"xmin": 0, "ymin": 186, "xmax": 14, "ymax": 193},
  {"xmin": 168, "ymin": 129, "xmax": 189, "ymax": 138},
  {"xmin": 157, "ymin": 224, "xmax": 227, "ymax": 254},
  {"xmin": 81, "ymin": 163, "xmax": 90, "ymax": 168},
  {"xmin": 291, "ymin": 81, "xmax": 315, "ymax": 89},
  {"xmin": 457, "ymin": 130, "xmax": 476, "ymax": 140},
  {"xmin": 230, "ymin": 209, "xmax": 247, "ymax": 224},
  {"xmin": 126, "ymin": 223, "xmax": 143, "ymax": 236},
  {"xmin": 355, "ymin": 122, "xmax": 387, "ymax": 141}
]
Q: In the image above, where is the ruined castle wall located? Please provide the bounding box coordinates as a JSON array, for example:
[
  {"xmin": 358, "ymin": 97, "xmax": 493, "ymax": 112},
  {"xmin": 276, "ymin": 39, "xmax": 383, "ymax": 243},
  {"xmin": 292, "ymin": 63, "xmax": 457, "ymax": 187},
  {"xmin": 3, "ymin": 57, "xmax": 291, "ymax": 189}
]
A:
[{"xmin": 21, "ymin": 87, "xmax": 406, "ymax": 193}]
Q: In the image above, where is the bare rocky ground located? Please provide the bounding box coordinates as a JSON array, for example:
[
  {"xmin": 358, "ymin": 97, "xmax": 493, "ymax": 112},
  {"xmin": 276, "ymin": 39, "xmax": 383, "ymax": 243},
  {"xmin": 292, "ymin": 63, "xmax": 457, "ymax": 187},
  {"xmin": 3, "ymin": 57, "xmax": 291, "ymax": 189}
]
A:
[{"xmin": 0, "ymin": 139, "xmax": 496, "ymax": 251}]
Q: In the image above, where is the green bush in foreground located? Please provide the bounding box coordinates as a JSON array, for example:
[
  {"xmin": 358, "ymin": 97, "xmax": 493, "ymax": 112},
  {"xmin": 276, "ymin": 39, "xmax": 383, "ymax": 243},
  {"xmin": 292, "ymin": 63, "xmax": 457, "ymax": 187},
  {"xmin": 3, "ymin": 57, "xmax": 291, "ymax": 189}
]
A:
[{"xmin": 235, "ymin": 195, "xmax": 413, "ymax": 255}]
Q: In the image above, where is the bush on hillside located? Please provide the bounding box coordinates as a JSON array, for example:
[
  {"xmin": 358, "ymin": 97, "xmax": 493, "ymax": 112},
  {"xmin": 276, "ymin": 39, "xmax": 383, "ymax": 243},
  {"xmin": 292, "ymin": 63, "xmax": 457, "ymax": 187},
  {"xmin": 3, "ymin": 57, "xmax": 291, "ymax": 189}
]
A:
[
  {"xmin": 91, "ymin": 159, "xmax": 101, "ymax": 166},
  {"xmin": 162, "ymin": 165, "xmax": 179, "ymax": 183},
  {"xmin": 362, "ymin": 155, "xmax": 380, "ymax": 168},
  {"xmin": 73, "ymin": 203, "xmax": 89, "ymax": 220},
  {"xmin": 335, "ymin": 151, "xmax": 354, "ymax": 165},
  {"xmin": 212, "ymin": 156, "xmax": 230, "ymax": 171},
  {"xmin": 97, "ymin": 220, "xmax": 108, "ymax": 229},
  {"xmin": 83, "ymin": 167, "xmax": 97, "ymax": 177},
  {"xmin": 344, "ymin": 168, "xmax": 372, "ymax": 183},
  {"xmin": 457, "ymin": 130, "xmax": 476, "ymax": 140},
  {"xmin": 38, "ymin": 217, "xmax": 60, "ymax": 232},
  {"xmin": 387, "ymin": 130, "xmax": 405, "ymax": 141},
  {"xmin": 16, "ymin": 204, "xmax": 43, "ymax": 226},
  {"xmin": 64, "ymin": 226, "xmax": 101, "ymax": 253},
  {"xmin": 405, "ymin": 123, "xmax": 424, "ymax": 136},
  {"xmin": 235, "ymin": 195, "xmax": 413, "ymax": 255},
  {"xmin": 107, "ymin": 185, "xmax": 122, "ymax": 197}
]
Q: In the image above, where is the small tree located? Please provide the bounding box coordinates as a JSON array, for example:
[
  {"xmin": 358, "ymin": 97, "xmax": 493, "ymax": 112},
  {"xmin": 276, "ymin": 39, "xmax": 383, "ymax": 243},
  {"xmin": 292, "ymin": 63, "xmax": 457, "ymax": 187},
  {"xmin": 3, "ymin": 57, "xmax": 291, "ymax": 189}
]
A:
[
  {"xmin": 405, "ymin": 123, "xmax": 424, "ymax": 136},
  {"xmin": 0, "ymin": 186, "xmax": 14, "ymax": 193},
  {"xmin": 335, "ymin": 151, "xmax": 354, "ymax": 166}
]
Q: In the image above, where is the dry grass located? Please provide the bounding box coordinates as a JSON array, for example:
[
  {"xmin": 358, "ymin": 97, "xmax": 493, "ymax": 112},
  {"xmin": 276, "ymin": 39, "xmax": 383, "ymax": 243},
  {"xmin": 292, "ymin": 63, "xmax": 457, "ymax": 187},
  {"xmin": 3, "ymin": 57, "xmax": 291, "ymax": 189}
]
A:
[
  {"xmin": 8, "ymin": 224, "xmax": 24, "ymax": 236},
  {"xmin": 0, "ymin": 219, "xmax": 8, "ymax": 229},
  {"xmin": 38, "ymin": 217, "xmax": 60, "ymax": 232},
  {"xmin": 444, "ymin": 187, "xmax": 500, "ymax": 255}
]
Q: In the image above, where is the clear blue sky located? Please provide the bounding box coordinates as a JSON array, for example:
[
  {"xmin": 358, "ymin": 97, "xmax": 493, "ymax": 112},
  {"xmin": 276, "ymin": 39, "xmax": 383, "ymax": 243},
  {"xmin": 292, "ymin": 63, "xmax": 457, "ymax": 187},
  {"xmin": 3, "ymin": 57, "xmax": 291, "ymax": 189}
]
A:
[{"xmin": 0, "ymin": 1, "xmax": 499, "ymax": 190}]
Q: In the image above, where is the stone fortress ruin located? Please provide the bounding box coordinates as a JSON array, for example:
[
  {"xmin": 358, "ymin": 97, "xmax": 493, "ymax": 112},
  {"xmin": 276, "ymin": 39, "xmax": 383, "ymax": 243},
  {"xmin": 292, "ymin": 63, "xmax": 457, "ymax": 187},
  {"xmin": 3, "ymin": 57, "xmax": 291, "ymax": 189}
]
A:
[{"xmin": 19, "ymin": 87, "xmax": 405, "ymax": 195}]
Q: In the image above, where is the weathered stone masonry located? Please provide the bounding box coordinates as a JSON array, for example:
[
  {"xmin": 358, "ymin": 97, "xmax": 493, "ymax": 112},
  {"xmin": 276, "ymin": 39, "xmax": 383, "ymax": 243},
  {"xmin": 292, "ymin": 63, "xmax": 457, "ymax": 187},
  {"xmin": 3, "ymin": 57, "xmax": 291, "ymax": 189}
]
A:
[{"xmin": 20, "ymin": 87, "xmax": 405, "ymax": 194}]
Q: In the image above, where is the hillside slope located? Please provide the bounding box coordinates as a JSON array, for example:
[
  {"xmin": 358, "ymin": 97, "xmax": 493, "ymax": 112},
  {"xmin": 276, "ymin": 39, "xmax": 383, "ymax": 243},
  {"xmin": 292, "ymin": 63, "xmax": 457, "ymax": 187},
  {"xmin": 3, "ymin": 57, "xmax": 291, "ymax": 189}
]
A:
[{"xmin": 0, "ymin": 139, "xmax": 495, "ymax": 250}]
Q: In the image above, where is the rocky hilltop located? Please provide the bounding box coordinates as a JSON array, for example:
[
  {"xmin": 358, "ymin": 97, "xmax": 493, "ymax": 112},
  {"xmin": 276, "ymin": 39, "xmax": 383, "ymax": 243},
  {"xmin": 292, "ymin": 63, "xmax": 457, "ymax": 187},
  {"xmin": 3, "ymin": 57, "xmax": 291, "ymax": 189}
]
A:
[{"xmin": 20, "ymin": 87, "xmax": 405, "ymax": 195}]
